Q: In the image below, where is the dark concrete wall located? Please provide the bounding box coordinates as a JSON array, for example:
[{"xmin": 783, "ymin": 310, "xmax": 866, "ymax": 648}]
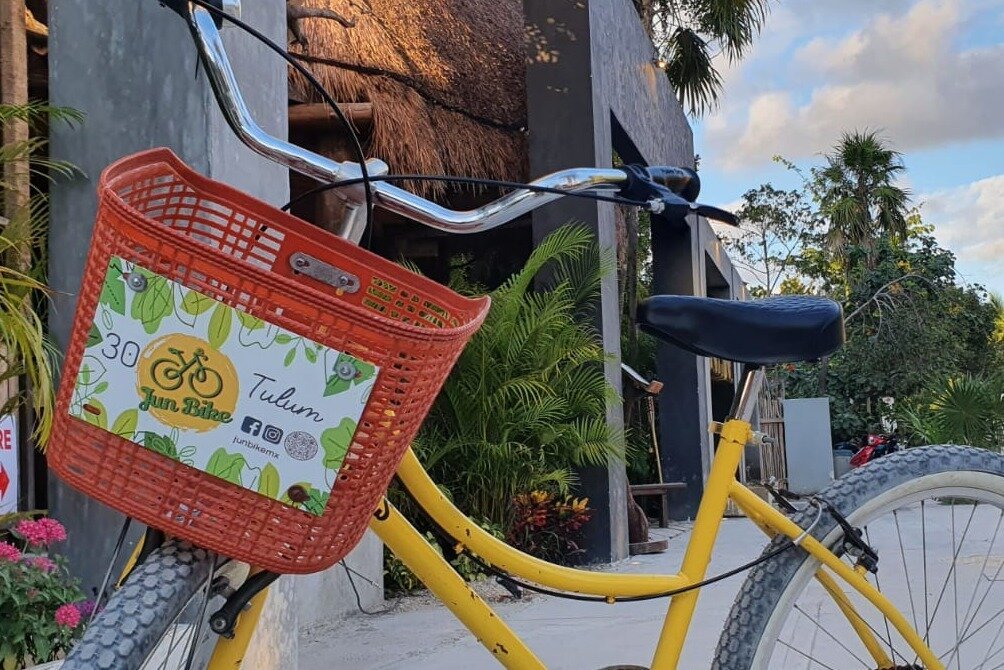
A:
[
  {"xmin": 524, "ymin": 0, "xmax": 699, "ymax": 558},
  {"xmin": 48, "ymin": 0, "xmax": 286, "ymax": 590}
]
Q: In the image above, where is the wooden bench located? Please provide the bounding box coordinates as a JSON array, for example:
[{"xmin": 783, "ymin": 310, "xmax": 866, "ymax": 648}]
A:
[{"xmin": 630, "ymin": 482, "xmax": 687, "ymax": 528}]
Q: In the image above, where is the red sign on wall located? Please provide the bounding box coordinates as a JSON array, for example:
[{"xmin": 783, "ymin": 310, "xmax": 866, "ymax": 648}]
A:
[{"xmin": 0, "ymin": 415, "xmax": 18, "ymax": 514}]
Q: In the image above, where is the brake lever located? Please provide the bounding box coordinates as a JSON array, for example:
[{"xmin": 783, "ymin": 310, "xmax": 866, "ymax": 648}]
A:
[
  {"xmin": 647, "ymin": 192, "xmax": 739, "ymax": 227},
  {"xmin": 693, "ymin": 203, "xmax": 739, "ymax": 226}
]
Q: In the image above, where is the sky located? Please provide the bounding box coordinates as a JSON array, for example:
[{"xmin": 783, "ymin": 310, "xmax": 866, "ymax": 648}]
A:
[{"xmin": 693, "ymin": 0, "xmax": 1004, "ymax": 294}]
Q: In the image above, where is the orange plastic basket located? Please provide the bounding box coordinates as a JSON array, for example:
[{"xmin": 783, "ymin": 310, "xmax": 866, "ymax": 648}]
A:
[{"xmin": 49, "ymin": 148, "xmax": 489, "ymax": 574}]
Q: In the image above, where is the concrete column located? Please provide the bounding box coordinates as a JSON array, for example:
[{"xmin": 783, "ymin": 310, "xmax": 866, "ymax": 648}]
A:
[
  {"xmin": 650, "ymin": 220, "xmax": 711, "ymax": 518},
  {"xmin": 49, "ymin": 0, "xmax": 296, "ymax": 665},
  {"xmin": 524, "ymin": 0, "xmax": 627, "ymax": 562}
]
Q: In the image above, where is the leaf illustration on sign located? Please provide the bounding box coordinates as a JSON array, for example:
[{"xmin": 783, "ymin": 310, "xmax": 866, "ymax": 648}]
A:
[
  {"xmin": 235, "ymin": 311, "xmax": 265, "ymax": 332},
  {"xmin": 98, "ymin": 260, "xmax": 126, "ymax": 316},
  {"xmin": 180, "ymin": 290, "xmax": 214, "ymax": 317},
  {"xmin": 258, "ymin": 463, "xmax": 280, "ymax": 499},
  {"xmin": 130, "ymin": 269, "xmax": 175, "ymax": 335},
  {"xmin": 206, "ymin": 448, "xmax": 246, "ymax": 486},
  {"xmin": 110, "ymin": 409, "xmax": 138, "ymax": 439},
  {"xmin": 86, "ymin": 324, "xmax": 103, "ymax": 348},
  {"xmin": 321, "ymin": 418, "xmax": 356, "ymax": 471},
  {"xmin": 143, "ymin": 432, "xmax": 179, "ymax": 460},
  {"xmin": 208, "ymin": 304, "xmax": 232, "ymax": 349},
  {"xmin": 324, "ymin": 353, "xmax": 377, "ymax": 397}
]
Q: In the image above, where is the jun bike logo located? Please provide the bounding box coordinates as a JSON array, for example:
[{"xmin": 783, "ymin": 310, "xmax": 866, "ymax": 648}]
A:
[
  {"xmin": 136, "ymin": 334, "xmax": 239, "ymax": 432},
  {"xmin": 151, "ymin": 347, "xmax": 224, "ymax": 399}
]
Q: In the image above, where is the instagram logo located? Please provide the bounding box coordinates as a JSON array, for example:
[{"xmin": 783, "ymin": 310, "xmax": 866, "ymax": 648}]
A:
[{"xmin": 262, "ymin": 425, "xmax": 284, "ymax": 445}]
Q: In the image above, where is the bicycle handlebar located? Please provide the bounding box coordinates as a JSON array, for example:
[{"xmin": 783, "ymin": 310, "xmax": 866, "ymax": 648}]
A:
[{"xmin": 166, "ymin": 2, "xmax": 727, "ymax": 242}]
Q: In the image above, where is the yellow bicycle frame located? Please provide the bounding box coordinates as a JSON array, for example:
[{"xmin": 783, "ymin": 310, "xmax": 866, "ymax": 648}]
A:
[{"xmin": 136, "ymin": 416, "xmax": 939, "ymax": 669}]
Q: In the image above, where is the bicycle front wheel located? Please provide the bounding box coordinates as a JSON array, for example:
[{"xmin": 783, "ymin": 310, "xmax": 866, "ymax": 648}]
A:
[
  {"xmin": 714, "ymin": 445, "xmax": 1004, "ymax": 670},
  {"xmin": 64, "ymin": 539, "xmax": 218, "ymax": 670}
]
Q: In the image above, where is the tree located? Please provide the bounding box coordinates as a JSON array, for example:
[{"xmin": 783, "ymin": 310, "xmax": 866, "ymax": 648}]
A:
[
  {"xmin": 814, "ymin": 131, "xmax": 911, "ymax": 268},
  {"xmin": 723, "ymin": 184, "xmax": 820, "ymax": 296},
  {"xmin": 636, "ymin": 0, "xmax": 769, "ymax": 115}
]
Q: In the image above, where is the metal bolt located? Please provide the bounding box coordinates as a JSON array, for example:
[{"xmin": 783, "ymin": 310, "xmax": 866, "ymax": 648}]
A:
[
  {"xmin": 126, "ymin": 273, "xmax": 148, "ymax": 292},
  {"xmin": 294, "ymin": 256, "xmax": 309, "ymax": 269},
  {"xmin": 337, "ymin": 275, "xmax": 350, "ymax": 287},
  {"xmin": 335, "ymin": 360, "xmax": 357, "ymax": 381}
]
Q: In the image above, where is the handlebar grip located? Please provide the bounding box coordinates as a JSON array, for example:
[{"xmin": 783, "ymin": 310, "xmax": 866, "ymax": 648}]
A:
[{"xmin": 645, "ymin": 166, "xmax": 700, "ymax": 202}]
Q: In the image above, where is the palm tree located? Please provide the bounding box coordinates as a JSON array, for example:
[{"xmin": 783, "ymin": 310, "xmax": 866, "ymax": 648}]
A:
[
  {"xmin": 637, "ymin": 0, "xmax": 770, "ymax": 116},
  {"xmin": 816, "ymin": 131, "xmax": 911, "ymax": 265}
]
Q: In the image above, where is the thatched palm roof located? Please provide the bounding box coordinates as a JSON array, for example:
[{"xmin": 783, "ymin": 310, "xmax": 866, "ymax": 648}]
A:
[{"xmin": 288, "ymin": 0, "xmax": 527, "ymax": 195}]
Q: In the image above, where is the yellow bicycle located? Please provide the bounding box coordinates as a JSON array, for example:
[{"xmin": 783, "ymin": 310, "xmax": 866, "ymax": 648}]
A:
[{"xmin": 59, "ymin": 2, "xmax": 1004, "ymax": 669}]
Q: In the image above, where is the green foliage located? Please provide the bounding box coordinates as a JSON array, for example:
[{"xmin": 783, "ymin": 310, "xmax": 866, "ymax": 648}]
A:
[
  {"xmin": 383, "ymin": 517, "xmax": 505, "ymax": 594},
  {"xmin": 413, "ymin": 224, "xmax": 623, "ymax": 527},
  {"xmin": 898, "ymin": 375, "xmax": 1004, "ymax": 451},
  {"xmin": 638, "ymin": 0, "xmax": 769, "ymax": 115},
  {"xmin": 0, "ymin": 102, "xmax": 83, "ymax": 447},
  {"xmin": 507, "ymin": 490, "xmax": 592, "ymax": 565},
  {"xmin": 724, "ymin": 135, "xmax": 1001, "ymax": 442},
  {"xmin": 723, "ymin": 184, "xmax": 821, "ymax": 296},
  {"xmin": 813, "ymin": 131, "xmax": 911, "ymax": 268}
]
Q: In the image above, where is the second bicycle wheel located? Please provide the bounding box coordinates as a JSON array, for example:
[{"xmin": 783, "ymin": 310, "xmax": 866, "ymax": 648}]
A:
[
  {"xmin": 714, "ymin": 445, "xmax": 1004, "ymax": 669},
  {"xmin": 63, "ymin": 540, "xmax": 220, "ymax": 670}
]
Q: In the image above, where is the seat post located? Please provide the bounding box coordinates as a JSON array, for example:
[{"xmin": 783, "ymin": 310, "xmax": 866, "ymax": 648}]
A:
[{"xmin": 728, "ymin": 365, "xmax": 765, "ymax": 423}]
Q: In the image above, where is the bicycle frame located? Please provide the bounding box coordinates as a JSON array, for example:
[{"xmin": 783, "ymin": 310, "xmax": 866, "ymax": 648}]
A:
[{"xmin": 180, "ymin": 369, "xmax": 944, "ymax": 670}]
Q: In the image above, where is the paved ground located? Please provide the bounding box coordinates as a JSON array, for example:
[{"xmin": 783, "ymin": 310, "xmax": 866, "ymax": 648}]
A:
[
  {"xmin": 298, "ymin": 520, "xmax": 766, "ymax": 669},
  {"xmin": 299, "ymin": 504, "xmax": 1004, "ymax": 669}
]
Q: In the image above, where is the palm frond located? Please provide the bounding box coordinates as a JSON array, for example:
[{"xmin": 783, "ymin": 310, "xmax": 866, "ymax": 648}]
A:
[{"xmin": 665, "ymin": 27, "xmax": 723, "ymax": 116}]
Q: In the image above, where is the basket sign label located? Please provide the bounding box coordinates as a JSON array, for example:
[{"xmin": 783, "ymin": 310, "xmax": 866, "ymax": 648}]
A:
[{"xmin": 68, "ymin": 256, "xmax": 380, "ymax": 516}]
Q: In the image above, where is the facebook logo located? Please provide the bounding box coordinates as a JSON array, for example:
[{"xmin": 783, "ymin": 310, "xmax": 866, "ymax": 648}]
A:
[{"xmin": 241, "ymin": 416, "xmax": 262, "ymax": 437}]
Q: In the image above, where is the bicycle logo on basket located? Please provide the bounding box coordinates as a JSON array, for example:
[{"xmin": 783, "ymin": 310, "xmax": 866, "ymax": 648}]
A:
[
  {"xmin": 137, "ymin": 334, "xmax": 238, "ymax": 431},
  {"xmin": 151, "ymin": 347, "xmax": 223, "ymax": 398}
]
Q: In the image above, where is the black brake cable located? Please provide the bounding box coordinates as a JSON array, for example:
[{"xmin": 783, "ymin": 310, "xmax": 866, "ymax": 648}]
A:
[
  {"xmin": 281, "ymin": 173, "xmax": 651, "ymax": 213},
  {"xmin": 185, "ymin": 0, "xmax": 375, "ymax": 243}
]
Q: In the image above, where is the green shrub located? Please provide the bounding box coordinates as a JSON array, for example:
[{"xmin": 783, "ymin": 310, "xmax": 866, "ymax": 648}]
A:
[{"xmin": 413, "ymin": 224, "xmax": 624, "ymax": 527}]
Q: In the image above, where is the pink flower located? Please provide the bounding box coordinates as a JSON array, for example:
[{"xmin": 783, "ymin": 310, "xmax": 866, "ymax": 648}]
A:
[
  {"xmin": 55, "ymin": 603, "xmax": 81, "ymax": 628},
  {"xmin": 28, "ymin": 556, "xmax": 56, "ymax": 572},
  {"xmin": 14, "ymin": 518, "xmax": 67, "ymax": 546},
  {"xmin": 15, "ymin": 519, "xmax": 48, "ymax": 546},
  {"xmin": 0, "ymin": 541, "xmax": 21, "ymax": 562},
  {"xmin": 36, "ymin": 518, "xmax": 67, "ymax": 543}
]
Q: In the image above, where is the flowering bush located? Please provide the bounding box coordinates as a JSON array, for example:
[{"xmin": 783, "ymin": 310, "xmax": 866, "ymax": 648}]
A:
[
  {"xmin": 507, "ymin": 490, "xmax": 592, "ymax": 565},
  {"xmin": 0, "ymin": 515, "xmax": 87, "ymax": 669}
]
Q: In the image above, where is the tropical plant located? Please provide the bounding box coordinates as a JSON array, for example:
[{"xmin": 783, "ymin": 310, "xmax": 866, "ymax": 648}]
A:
[
  {"xmin": 412, "ymin": 224, "xmax": 624, "ymax": 527},
  {"xmin": 898, "ymin": 375, "xmax": 1004, "ymax": 452},
  {"xmin": 507, "ymin": 490, "xmax": 592, "ymax": 565},
  {"xmin": 635, "ymin": 0, "xmax": 770, "ymax": 115},
  {"xmin": 0, "ymin": 102, "xmax": 82, "ymax": 447},
  {"xmin": 0, "ymin": 515, "xmax": 89, "ymax": 668},
  {"xmin": 814, "ymin": 131, "xmax": 911, "ymax": 268}
]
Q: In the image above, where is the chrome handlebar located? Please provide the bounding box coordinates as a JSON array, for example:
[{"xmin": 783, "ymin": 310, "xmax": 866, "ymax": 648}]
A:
[{"xmin": 178, "ymin": 2, "xmax": 696, "ymax": 242}]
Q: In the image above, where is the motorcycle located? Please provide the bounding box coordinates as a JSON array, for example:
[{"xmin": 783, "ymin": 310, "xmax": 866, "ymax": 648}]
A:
[{"xmin": 850, "ymin": 433, "xmax": 903, "ymax": 468}]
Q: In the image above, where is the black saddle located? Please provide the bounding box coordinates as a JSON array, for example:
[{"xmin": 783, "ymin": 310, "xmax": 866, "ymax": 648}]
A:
[{"xmin": 637, "ymin": 295, "xmax": 844, "ymax": 366}]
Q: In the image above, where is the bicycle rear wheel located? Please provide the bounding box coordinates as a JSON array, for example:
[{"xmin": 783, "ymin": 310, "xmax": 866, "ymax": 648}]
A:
[
  {"xmin": 64, "ymin": 539, "xmax": 219, "ymax": 670},
  {"xmin": 713, "ymin": 445, "xmax": 1004, "ymax": 669}
]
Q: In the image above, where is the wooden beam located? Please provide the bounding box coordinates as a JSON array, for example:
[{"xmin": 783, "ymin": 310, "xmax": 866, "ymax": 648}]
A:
[
  {"xmin": 288, "ymin": 102, "xmax": 372, "ymax": 130},
  {"xmin": 0, "ymin": 0, "xmax": 30, "ymax": 501}
]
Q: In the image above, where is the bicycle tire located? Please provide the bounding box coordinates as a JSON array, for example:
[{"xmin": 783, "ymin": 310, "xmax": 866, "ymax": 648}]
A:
[
  {"xmin": 64, "ymin": 539, "xmax": 216, "ymax": 670},
  {"xmin": 713, "ymin": 444, "xmax": 1004, "ymax": 669}
]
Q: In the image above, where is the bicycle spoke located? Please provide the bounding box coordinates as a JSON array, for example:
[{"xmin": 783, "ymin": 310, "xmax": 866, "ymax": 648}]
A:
[
  {"xmin": 775, "ymin": 639, "xmax": 842, "ymax": 670},
  {"xmin": 894, "ymin": 509, "xmax": 920, "ymax": 635},
  {"xmin": 923, "ymin": 503, "xmax": 977, "ymax": 644},
  {"xmin": 941, "ymin": 515, "xmax": 1004, "ymax": 669},
  {"xmin": 864, "ymin": 526, "xmax": 898, "ymax": 662},
  {"xmin": 941, "ymin": 604, "xmax": 1004, "ymax": 664},
  {"xmin": 924, "ymin": 500, "xmax": 930, "ymax": 649},
  {"xmin": 792, "ymin": 603, "xmax": 871, "ymax": 668},
  {"xmin": 975, "ymin": 607, "xmax": 1004, "ymax": 670}
]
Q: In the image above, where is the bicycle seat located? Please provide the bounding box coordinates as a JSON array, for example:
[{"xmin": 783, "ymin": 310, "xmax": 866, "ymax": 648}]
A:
[{"xmin": 636, "ymin": 295, "xmax": 844, "ymax": 365}]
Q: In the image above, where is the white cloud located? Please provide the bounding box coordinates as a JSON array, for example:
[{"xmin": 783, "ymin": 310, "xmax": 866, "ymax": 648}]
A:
[
  {"xmin": 921, "ymin": 174, "xmax": 1004, "ymax": 269},
  {"xmin": 708, "ymin": 0, "xmax": 1004, "ymax": 170}
]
